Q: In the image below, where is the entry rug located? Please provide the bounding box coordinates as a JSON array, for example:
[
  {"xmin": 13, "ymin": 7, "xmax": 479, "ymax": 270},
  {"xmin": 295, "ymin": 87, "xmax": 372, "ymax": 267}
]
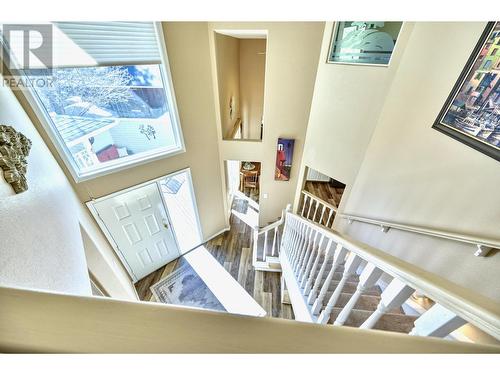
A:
[{"xmin": 150, "ymin": 264, "xmax": 226, "ymax": 312}]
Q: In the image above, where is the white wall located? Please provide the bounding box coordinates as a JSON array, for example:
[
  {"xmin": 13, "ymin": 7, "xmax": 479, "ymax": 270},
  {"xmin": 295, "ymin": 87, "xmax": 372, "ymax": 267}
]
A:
[
  {"xmin": 338, "ymin": 22, "xmax": 500, "ymax": 301},
  {"xmin": 1, "ymin": 70, "xmax": 139, "ymax": 300},
  {"xmin": 209, "ymin": 22, "xmax": 325, "ymax": 226},
  {"xmin": 0, "ymin": 75, "xmax": 91, "ymax": 295},
  {"xmin": 294, "ymin": 22, "xmax": 414, "ymax": 212}
]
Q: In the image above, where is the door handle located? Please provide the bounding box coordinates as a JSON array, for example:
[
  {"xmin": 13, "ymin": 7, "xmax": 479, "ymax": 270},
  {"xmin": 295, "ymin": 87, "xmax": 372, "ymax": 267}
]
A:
[{"xmin": 162, "ymin": 219, "xmax": 169, "ymax": 229}]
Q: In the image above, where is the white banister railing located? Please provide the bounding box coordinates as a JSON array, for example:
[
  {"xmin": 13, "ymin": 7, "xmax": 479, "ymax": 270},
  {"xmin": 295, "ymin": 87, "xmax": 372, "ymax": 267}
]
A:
[
  {"xmin": 299, "ymin": 190, "xmax": 337, "ymax": 229},
  {"xmin": 340, "ymin": 213, "xmax": 500, "ymax": 257},
  {"xmin": 252, "ymin": 204, "xmax": 291, "ymax": 272},
  {"xmin": 280, "ymin": 211, "xmax": 500, "ymax": 341}
]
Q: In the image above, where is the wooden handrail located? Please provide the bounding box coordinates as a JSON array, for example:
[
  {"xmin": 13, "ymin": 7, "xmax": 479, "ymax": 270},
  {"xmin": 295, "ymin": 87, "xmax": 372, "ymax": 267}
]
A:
[
  {"xmin": 340, "ymin": 213, "xmax": 500, "ymax": 257},
  {"xmin": 284, "ymin": 212, "xmax": 500, "ymax": 340}
]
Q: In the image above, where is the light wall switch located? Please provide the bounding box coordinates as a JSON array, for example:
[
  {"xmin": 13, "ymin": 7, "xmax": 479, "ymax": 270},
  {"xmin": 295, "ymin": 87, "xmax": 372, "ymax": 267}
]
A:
[{"xmin": 263, "ymin": 193, "xmax": 268, "ymax": 199}]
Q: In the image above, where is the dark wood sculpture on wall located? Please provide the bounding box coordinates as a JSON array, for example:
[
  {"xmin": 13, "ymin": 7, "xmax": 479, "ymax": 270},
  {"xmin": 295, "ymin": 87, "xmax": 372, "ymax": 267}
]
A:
[{"xmin": 0, "ymin": 125, "xmax": 32, "ymax": 193}]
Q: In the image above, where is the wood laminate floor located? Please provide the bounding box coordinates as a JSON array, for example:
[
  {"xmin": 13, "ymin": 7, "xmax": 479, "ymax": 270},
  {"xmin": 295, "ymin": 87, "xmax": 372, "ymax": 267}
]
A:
[
  {"xmin": 304, "ymin": 181, "xmax": 344, "ymax": 207},
  {"xmin": 135, "ymin": 195, "xmax": 294, "ymax": 320}
]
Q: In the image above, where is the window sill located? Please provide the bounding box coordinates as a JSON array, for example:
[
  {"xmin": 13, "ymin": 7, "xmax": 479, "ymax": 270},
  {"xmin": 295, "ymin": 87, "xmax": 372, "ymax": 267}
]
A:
[{"xmin": 72, "ymin": 145, "xmax": 186, "ymax": 183}]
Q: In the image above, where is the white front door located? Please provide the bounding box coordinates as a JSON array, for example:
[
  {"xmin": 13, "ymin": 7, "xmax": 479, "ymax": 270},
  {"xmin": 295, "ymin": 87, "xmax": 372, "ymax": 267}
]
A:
[{"xmin": 93, "ymin": 182, "xmax": 180, "ymax": 281}]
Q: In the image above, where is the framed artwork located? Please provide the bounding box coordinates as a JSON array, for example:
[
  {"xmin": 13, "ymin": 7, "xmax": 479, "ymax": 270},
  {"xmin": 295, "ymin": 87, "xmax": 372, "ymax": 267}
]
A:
[
  {"xmin": 433, "ymin": 22, "xmax": 500, "ymax": 162},
  {"xmin": 275, "ymin": 138, "xmax": 295, "ymax": 181},
  {"xmin": 327, "ymin": 21, "xmax": 403, "ymax": 66}
]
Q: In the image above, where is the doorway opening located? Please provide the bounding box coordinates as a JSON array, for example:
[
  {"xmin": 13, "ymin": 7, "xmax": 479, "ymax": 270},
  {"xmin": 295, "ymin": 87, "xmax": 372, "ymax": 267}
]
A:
[
  {"xmin": 224, "ymin": 160, "xmax": 261, "ymax": 229},
  {"xmin": 299, "ymin": 167, "xmax": 346, "ymax": 225},
  {"xmin": 87, "ymin": 168, "xmax": 203, "ymax": 283},
  {"xmin": 214, "ymin": 30, "xmax": 267, "ymax": 141}
]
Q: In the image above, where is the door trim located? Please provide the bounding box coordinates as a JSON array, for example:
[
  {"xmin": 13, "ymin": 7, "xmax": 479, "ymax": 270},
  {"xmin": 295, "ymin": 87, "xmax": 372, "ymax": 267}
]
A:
[{"xmin": 86, "ymin": 167, "xmax": 204, "ymax": 283}]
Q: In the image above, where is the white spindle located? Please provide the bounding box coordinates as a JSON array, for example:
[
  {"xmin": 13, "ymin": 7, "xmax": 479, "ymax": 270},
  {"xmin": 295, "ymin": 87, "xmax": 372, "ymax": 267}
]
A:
[
  {"xmin": 271, "ymin": 227, "xmax": 278, "ymax": 256},
  {"xmin": 291, "ymin": 223, "xmax": 307, "ymax": 269},
  {"xmin": 300, "ymin": 236, "xmax": 332, "ymax": 296},
  {"xmin": 317, "ymin": 253, "xmax": 363, "ymax": 324},
  {"xmin": 289, "ymin": 221, "xmax": 303, "ymax": 265},
  {"xmin": 333, "ymin": 264, "xmax": 383, "ymax": 326},
  {"xmin": 294, "ymin": 226, "xmax": 314, "ymax": 274},
  {"xmin": 312, "ymin": 200, "xmax": 320, "ymax": 222},
  {"xmin": 252, "ymin": 226, "xmax": 259, "ymax": 263},
  {"xmin": 359, "ymin": 279, "xmax": 415, "ymax": 329},
  {"xmin": 301, "ymin": 194, "xmax": 308, "ymax": 217},
  {"xmin": 410, "ymin": 303, "xmax": 467, "ymax": 337},
  {"xmin": 306, "ymin": 198, "xmax": 314, "ymax": 219},
  {"xmin": 318, "ymin": 206, "xmax": 326, "ymax": 226},
  {"xmin": 305, "ymin": 238, "xmax": 336, "ymax": 305},
  {"xmin": 297, "ymin": 231, "xmax": 321, "ymax": 285},
  {"xmin": 263, "ymin": 230, "xmax": 268, "ymax": 261},
  {"xmin": 326, "ymin": 208, "xmax": 334, "ymax": 227},
  {"xmin": 311, "ymin": 244, "xmax": 348, "ymax": 314},
  {"xmin": 301, "ymin": 234, "xmax": 325, "ymax": 289}
]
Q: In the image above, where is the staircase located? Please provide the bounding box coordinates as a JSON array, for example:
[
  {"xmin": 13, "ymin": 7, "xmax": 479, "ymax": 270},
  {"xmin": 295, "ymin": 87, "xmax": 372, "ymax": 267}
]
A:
[
  {"xmin": 301, "ymin": 260, "xmax": 419, "ymax": 333},
  {"xmin": 252, "ymin": 194, "xmax": 500, "ymax": 344}
]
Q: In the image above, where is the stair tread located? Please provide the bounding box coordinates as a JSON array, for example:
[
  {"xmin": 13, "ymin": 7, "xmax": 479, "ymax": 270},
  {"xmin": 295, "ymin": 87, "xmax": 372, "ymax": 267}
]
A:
[
  {"xmin": 327, "ymin": 307, "xmax": 417, "ymax": 333},
  {"xmin": 335, "ymin": 292, "xmax": 404, "ymax": 314}
]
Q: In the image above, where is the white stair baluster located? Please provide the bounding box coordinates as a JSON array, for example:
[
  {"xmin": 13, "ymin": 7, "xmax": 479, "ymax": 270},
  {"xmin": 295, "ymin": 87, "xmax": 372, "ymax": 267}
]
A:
[
  {"xmin": 304, "ymin": 238, "xmax": 332, "ymax": 296},
  {"xmin": 360, "ymin": 279, "xmax": 415, "ymax": 329},
  {"xmin": 263, "ymin": 230, "xmax": 268, "ymax": 262},
  {"xmin": 301, "ymin": 195, "xmax": 308, "ymax": 217},
  {"xmin": 271, "ymin": 227, "xmax": 278, "ymax": 256},
  {"xmin": 289, "ymin": 221, "xmax": 303, "ymax": 265},
  {"xmin": 318, "ymin": 206, "xmax": 326, "ymax": 226},
  {"xmin": 312, "ymin": 200, "xmax": 320, "ymax": 222},
  {"xmin": 333, "ymin": 263, "xmax": 383, "ymax": 326},
  {"xmin": 294, "ymin": 226, "xmax": 314, "ymax": 274},
  {"xmin": 409, "ymin": 303, "xmax": 467, "ymax": 337},
  {"xmin": 298, "ymin": 230, "xmax": 320, "ymax": 282},
  {"xmin": 301, "ymin": 234, "xmax": 325, "ymax": 289},
  {"xmin": 325, "ymin": 208, "xmax": 334, "ymax": 227},
  {"xmin": 311, "ymin": 244, "xmax": 348, "ymax": 314},
  {"xmin": 317, "ymin": 253, "xmax": 363, "ymax": 324},
  {"xmin": 291, "ymin": 222, "xmax": 307, "ymax": 269},
  {"xmin": 306, "ymin": 198, "xmax": 314, "ymax": 220}
]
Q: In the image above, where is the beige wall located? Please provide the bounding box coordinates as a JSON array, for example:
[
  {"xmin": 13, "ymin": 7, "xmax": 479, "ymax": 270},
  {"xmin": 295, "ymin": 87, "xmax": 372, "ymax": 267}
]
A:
[
  {"xmin": 240, "ymin": 39, "xmax": 266, "ymax": 139},
  {"xmin": 337, "ymin": 22, "xmax": 500, "ymax": 301},
  {"xmin": 215, "ymin": 33, "xmax": 241, "ymax": 138},
  {"xmin": 209, "ymin": 22, "xmax": 324, "ymax": 226},
  {"xmin": 0, "ymin": 74, "xmax": 90, "ymax": 296},
  {"xmin": 294, "ymin": 22, "xmax": 414, "ymax": 213},
  {"xmin": 2, "ymin": 285, "xmax": 498, "ymax": 353}
]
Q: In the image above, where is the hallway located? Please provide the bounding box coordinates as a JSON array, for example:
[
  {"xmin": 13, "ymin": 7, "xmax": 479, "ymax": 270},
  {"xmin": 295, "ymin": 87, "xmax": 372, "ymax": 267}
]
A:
[{"xmin": 134, "ymin": 196, "xmax": 294, "ymax": 319}]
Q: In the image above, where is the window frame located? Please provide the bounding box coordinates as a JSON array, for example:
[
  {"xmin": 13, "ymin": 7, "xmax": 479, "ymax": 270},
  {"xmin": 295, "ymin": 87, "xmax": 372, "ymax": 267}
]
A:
[{"xmin": 8, "ymin": 22, "xmax": 185, "ymax": 183}]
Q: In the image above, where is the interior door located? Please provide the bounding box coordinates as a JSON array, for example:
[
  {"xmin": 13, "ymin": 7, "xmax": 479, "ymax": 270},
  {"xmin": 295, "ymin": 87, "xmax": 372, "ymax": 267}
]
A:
[{"xmin": 93, "ymin": 182, "xmax": 180, "ymax": 281}]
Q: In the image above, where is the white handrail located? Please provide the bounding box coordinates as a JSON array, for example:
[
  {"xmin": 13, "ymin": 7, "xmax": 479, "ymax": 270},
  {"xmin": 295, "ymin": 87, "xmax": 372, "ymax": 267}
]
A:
[
  {"xmin": 340, "ymin": 213, "xmax": 500, "ymax": 257},
  {"xmin": 252, "ymin": 204, "xmax": 291, "ymax": 271},
  {"xmin": 281, "ymin": 212, "xmax": 500, "ymax": 340}
]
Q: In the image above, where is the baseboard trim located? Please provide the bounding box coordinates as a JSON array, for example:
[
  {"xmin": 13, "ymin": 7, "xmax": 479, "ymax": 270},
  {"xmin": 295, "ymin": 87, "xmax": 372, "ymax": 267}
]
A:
[{"xmin": 204, "ymin": 227, "xmax": 230, "ymax": 243}]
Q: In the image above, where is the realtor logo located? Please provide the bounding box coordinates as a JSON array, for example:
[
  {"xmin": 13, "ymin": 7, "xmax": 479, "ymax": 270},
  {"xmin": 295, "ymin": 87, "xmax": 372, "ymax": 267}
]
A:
[{"xmin": 1, "ymin": 24, "xmax": 53, "ymax": 74}]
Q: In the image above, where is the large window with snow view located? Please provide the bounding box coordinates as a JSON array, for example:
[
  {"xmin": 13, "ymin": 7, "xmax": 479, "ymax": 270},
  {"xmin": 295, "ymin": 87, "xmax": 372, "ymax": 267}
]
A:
[{"xmin": 2, "ymin": 22, "xmax": 183, "ymax": 181}]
